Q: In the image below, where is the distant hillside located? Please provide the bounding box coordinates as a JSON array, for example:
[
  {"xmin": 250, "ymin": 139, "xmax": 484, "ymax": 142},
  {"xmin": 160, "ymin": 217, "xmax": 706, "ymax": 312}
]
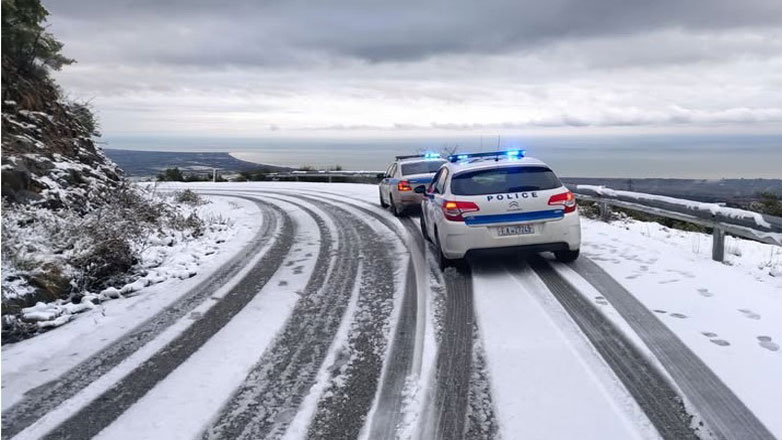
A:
[{"xmin": 103, "ymin": 149, "xmax": 291, "ymax": 177}]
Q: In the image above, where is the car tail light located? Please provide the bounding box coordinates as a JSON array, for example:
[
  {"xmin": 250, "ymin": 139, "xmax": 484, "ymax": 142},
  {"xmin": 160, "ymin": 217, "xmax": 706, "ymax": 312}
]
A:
[
  {"xmin": 398, "ymin": 180, "xmax": 412, "ymax": 191},
  {"xmin": 442, "ymin": 200, "xmax": 480, "ymax": 221},
  {"xmin": 548, "ymin": 191, "xmax": 577, "ymax": 213}
]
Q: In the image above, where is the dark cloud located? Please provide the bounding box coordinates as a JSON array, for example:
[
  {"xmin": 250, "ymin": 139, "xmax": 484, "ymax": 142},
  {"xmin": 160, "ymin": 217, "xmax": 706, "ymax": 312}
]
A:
[
  {"xmin": 43, "ymin": 0, "xmax": 782, "ymax": 135},
  {"xmin": 46, "ymin": 0, "xmax": 782, "ymax": 66}
]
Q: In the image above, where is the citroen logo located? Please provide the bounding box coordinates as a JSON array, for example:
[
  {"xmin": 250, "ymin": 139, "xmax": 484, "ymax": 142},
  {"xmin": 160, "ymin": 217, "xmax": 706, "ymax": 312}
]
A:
[{"xmin": 508, "ymin": 201, "xmax": 520, "ymax": 210}]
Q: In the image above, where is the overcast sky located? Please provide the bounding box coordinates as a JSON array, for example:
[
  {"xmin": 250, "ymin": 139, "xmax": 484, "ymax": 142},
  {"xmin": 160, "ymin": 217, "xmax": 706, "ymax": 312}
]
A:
[{"xmin": 45, "ymin": 0, "xmax": 782, "ymax": 139}]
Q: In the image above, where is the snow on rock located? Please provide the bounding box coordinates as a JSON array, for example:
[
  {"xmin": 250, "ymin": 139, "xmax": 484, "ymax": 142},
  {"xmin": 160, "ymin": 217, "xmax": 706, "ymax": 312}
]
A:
[
  {"xmin": 2, "ymin": 56, "xmax": 123, "ymax": 212},
  {"xmin": 119, "ymin": 279, "xmax": 150, "ymax": 295}
]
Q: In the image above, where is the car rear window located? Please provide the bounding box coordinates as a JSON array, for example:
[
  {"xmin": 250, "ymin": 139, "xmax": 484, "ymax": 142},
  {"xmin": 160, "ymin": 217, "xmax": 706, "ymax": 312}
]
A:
[
  {"xmin": 450, "ymin": 166, "xmax": 562, "ymax": 195},
  {"xmin": 401, "ymin": 160, "xmax": 446, "ymax": 175}
]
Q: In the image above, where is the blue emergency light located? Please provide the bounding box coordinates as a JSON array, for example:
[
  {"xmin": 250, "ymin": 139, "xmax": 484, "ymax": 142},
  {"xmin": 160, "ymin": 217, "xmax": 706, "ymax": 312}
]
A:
[
  {"xmin": 396, "ymin": 153, "xmax": 443, "ymax": 160},
  {"xmin": 447, "ymin": 150, "xmax": 526, "ymax": 163}
]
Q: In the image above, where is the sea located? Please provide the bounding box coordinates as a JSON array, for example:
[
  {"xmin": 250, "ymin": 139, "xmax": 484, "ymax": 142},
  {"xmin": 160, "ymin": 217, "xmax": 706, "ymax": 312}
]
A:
[{"xmin": 102, "ymin": 133, "xmax": 782, "ymax": 179}]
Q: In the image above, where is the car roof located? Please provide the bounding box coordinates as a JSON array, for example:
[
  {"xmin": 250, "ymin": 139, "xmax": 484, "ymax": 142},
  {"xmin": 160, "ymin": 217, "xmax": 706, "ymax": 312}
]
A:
[{"xmin": 445, "ymin": 155, "xmax": 549, "ymax": 173}]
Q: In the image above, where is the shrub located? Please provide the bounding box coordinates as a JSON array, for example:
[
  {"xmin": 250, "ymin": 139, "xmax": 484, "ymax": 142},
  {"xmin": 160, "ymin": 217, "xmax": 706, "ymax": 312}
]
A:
[
  {"xmin": 1, "ymin": 183, "xmax": 207, "ymax": 338},
  {"xmin": 174, "ymin": 189, "xmax": 204, "ymax": 206},
  {"xmin": 750, "ymin": 192, "xmax": 782, "ymax": 217}
]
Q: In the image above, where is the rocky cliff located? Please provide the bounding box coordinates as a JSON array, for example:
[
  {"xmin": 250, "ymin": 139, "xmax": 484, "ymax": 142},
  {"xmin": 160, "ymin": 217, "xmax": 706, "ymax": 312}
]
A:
[{"xmin": 1, "ymin": 55, "xmax": 122, "ymax": 212}]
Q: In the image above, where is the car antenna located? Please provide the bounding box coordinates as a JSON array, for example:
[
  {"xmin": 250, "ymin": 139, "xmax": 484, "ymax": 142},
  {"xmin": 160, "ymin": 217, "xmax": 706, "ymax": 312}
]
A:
[{"xmin": 496, "ymin": 135, "xmax": 501, "ymax": 161}]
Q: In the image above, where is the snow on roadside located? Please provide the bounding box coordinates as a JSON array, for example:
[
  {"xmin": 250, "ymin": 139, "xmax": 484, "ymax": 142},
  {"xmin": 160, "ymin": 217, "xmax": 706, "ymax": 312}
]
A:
[
  {"xmin": 3, "ymin": 191, "xmax": 244, "ymax": 335},
  {"xmin": 578, "ymin": 216, "xmax": 782, "ymax": 437},
  {"xmin": 1, "ymin": 195, "xmax": 262, "ymax": 411}
]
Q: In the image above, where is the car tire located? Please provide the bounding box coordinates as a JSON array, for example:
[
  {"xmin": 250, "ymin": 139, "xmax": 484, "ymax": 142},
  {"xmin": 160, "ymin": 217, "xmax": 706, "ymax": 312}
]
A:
[
  {"xmin": 379, "ymin": 188, "xmax": 388, "ymax": 208},
  {"xmin": 434, "ymin": 227, "xmax": 459, "ymax": 269},
  {"xmin": 554, "ymin": 249, "xmax": 580, "ymax": 263},
  {"xmin": 390, "ymin": 195, "xmax": 404, "ymax": 217},
  {"xmin": 420, "ymin": 215, "xmax": 430, "ymax": 242}
]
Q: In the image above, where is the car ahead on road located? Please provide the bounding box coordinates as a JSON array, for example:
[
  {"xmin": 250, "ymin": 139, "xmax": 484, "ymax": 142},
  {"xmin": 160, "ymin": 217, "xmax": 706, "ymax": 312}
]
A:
[
  {"xmin": 418, "ymin": 150, "xmax": 581, "ymax": 268},
  {"xmin": 379, "ymin": 153, "xmax": 447, "ymax": 216}
]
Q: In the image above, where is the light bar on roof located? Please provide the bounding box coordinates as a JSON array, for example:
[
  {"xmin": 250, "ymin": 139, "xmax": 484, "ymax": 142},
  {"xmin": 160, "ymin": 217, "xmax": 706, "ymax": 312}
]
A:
[
  {"xmin": 396, "ymin": 153, "xmax": 443, "ymax": 160},
  {"xmin": 447, "ymin": 150, "xmax": 526, "ymax": 163}
]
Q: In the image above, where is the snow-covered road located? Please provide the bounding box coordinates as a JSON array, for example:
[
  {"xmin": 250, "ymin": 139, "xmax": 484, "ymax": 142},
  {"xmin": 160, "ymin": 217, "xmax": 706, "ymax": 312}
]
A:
[{"xmin": 2, "ymin": 182, "xmax": 780, "ymax": 440}]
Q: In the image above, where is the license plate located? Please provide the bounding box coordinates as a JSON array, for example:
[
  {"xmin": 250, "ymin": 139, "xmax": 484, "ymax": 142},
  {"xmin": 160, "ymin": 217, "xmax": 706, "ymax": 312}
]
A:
[{"xmin": 496, "ymin": 224, "xmax": 535, "ymax": 236}]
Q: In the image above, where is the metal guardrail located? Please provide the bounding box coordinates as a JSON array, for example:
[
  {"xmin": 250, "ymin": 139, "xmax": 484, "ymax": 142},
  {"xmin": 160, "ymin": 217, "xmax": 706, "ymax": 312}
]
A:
[
  {"xmin": 571, "ymin": 186, "xmax": 782, "ymax": 262},
  {"xmin": 267, "ymin": 171, "xmax": 383, "ymax": 183}
]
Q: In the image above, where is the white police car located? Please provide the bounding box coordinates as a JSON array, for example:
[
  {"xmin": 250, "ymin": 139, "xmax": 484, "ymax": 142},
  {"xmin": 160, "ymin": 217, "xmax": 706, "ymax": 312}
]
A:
[
  {"xmin": 379, "ymin": 153, "xmax": 446, "ymax": 216},
  {"xmin": 418, "ymin": 150, "xmax": 581, "ymax": 267}
]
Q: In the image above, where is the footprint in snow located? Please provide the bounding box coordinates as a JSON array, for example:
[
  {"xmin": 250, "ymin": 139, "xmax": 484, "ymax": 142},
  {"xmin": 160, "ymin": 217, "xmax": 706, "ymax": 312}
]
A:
[
  {"xmin": 305, "ymin": 253, "xmax": 313, "ymax": 257},
  {"xmin": 697, "ymin": 288, "xmax": 714, "ymax": 297},
  {"xmin": 702, "ymin": 331, "xmax": 730, "ymax": 347},
  {"xmin": 189, "ymin": 311, "xmax": 202, "ymax": 320},
  {"xmin": 594, "ymin": 296, "xmax": 608, "ymax": 306},
  {"xmin": 278, "ymin": 280, "xmax": 289, "ymax": 287},
  {"xmin": 658, "ymin": 279, "xmax": 680, "ymax": 285},
  {"xmin": 669, "ymin": 313, "xmax": 688, "ymax": 319},
  {"xmin": 293, "ymin": 265, "xmax": 304, "ymax": 274},
  {"xmin": 738, "ymin": 309, "xmax": 761, "ymax": 320},
  {"xmin": 757, "ymin": 336, "xmax": 779, "ymax": 352},
  {"xmin": 653, "ymin": 309, "xmax": 667, "ymax": 314}
]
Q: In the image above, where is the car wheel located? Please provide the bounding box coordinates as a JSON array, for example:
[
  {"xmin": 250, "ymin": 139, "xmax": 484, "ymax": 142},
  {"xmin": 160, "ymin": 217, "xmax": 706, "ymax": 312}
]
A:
[
  {"xmin": 434, "ymin": 228, "xmax": 455, "ymax": 269},
  {"xmin": 554, "ymin": 249, "xmax": 580, "ymax": 263},
  {"xmin": 420, "ymin": 215, "xmax": 430, "ymax": 242},
  {"xmin": 379, "ymin": 188, "xmax": 388, "ymax": 208},
  {"xmin": 390, "ymin": 195, "xmax": 403, "ymax": 217}
]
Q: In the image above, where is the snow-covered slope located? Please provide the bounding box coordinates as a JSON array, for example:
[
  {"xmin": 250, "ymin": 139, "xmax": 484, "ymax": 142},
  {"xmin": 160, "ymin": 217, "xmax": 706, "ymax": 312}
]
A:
[{"xmin": 1, "ymin": 56, "xmax": 122, "ymax": 212}]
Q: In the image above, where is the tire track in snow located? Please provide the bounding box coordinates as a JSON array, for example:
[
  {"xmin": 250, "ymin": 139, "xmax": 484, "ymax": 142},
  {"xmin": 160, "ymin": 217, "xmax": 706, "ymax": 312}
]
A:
[
  {"xmin": 285, "ymin": 190, "xmax": 427, "ymax": 440},
  {"xmin": 365, "ymin": 219, "xmax": 421, "ymax": 440},
  {"xmin": 299, "ymin": 189, "xmax": 491, "ymax": 440},
  {"xmin": 567, "ymin": 257, "xmax": 776, "ymax": 440},
  {"xmin": 258, "ymin": 193, "xmax": 397, "ymax": 440},
  {"xmin": 428, "ymin": 264, "xmax": 475, "ymax": 440},
  {"xmin": 201, "ymin": 195, "xmax": 355, "ymax": 440},
  {"xmin": 36, "ymin": 198, "xmax": 296, "ymax": 440},
  {"xmin": 464, "ymin": 324, "xmax": 499, "ymax": 440},
  {"xmin": 529, "ymin": 256, "xmax": 699, "ymax": 440},
  {"xmin": 1, "ymin": 195, "xmax": 280, "ymax": 440}
]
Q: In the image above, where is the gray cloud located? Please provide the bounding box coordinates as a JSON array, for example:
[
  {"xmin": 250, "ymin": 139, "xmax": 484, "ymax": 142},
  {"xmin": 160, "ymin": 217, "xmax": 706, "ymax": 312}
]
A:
[
  {"xmin": 43, "ymin": 0, "xmax": 782, "ymax": 136},
  {"xmin": 46, "ymin": 0, "xmax": 782, "ymax": 66}
]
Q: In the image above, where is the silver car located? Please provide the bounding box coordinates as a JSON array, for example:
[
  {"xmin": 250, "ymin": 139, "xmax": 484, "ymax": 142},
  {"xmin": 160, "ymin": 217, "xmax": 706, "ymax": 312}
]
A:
[{"xmin": 379, "ymin": 154, "xmax": 446, "ymax": 216}]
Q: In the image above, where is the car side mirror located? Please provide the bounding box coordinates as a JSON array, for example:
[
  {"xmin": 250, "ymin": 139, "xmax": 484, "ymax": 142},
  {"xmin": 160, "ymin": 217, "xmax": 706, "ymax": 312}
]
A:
[
  {"xmin": 377, "ymin": 173, "xmax": 386, "ymax": 179},
  {"xmin": 414, "ymin": 185, "xmax": 426, "ymax": 194}
]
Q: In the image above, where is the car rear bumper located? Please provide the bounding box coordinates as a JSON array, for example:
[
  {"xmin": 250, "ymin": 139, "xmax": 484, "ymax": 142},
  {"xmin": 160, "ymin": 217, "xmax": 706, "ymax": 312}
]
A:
[
  {"xmin": 396, "ymin": 190, "xmax": 426, "ymax": 206},
  {"xmin": 439, "ymin": 212, "xmax": 581, "ymax": 259}
]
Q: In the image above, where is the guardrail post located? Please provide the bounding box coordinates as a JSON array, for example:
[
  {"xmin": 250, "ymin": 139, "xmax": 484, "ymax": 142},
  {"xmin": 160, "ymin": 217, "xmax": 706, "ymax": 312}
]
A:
[
  {"xmin": 712, "ymin": 227, "xmax": 725, "ymax": 262},
  {"xmin": 599, "ymin": 201, "xmax": 611, "ymax": 221}
]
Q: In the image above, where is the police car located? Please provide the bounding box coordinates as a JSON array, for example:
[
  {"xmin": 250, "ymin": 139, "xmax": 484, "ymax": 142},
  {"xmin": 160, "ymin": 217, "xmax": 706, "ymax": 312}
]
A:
[
  {"xmin": 418, "ymin": 150, "xmax": 581, "ymax": 267},
  {"xmin": 379, "ymin": 153, "xmax": 447, "ymax": 216}
]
